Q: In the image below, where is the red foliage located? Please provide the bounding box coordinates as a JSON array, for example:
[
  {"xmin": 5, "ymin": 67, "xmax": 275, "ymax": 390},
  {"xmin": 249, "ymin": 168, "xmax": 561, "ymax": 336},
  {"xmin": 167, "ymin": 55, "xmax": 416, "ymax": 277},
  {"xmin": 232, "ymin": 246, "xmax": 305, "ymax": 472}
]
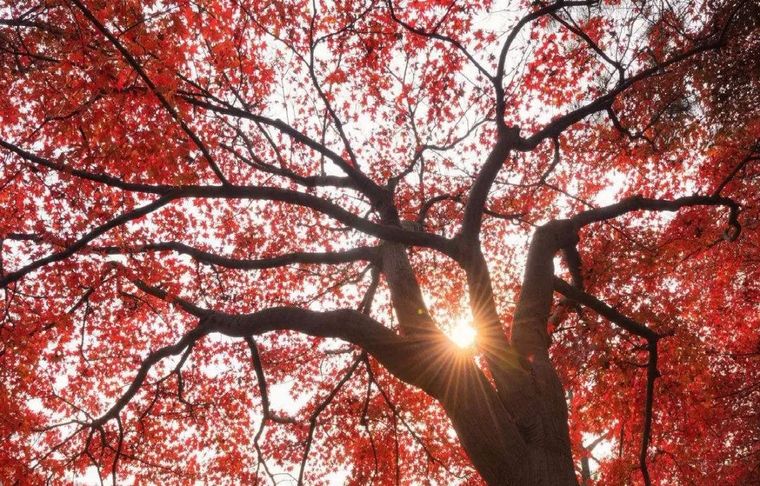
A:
[{"xmin": 0, "ymin": 0, "xmax": 757, "ymax": 484}]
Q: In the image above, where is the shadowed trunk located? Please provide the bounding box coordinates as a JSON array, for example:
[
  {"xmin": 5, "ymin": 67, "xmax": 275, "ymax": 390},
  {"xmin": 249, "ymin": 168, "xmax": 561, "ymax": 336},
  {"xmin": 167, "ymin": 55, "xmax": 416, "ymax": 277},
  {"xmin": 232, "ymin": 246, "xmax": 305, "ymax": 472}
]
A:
[
  {"xmin": 415, "ymin": 221, "xmax": 580, "ymax": 485},
  {"xmin": 501, "ymin": 220, "xmax": 579, "ymax": 485}
]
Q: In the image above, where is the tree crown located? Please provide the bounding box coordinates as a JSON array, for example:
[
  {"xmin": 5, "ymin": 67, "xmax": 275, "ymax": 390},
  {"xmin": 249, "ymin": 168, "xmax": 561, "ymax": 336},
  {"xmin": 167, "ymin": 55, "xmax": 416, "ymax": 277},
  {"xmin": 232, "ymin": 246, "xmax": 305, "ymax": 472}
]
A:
[{"xmin": 1, "ymin": 0, "xmax": 758, "ymax": 484}]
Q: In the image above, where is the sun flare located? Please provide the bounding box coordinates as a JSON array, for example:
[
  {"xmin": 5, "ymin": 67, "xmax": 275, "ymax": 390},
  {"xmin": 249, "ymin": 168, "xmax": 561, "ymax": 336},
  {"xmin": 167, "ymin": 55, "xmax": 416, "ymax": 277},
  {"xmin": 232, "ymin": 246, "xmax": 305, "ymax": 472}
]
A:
[{"xmin": 448, "ymin": 319, "xmax": 477, "ymax": 348}]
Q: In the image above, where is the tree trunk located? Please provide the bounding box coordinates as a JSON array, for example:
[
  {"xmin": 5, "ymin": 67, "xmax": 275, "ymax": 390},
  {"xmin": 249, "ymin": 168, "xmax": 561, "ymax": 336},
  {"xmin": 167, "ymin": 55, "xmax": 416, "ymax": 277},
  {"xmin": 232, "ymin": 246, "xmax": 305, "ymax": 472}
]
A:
[
  {"xmin": 436, "ymin": 353, "xmax": 578, "ymax": 485},
  {"xmin": 379, "ymin": 210, "xmax": 579, "ymax": 484},
  {"xmin": 437, "ymin": 220, "xmax": 580, "ymax": 485}
]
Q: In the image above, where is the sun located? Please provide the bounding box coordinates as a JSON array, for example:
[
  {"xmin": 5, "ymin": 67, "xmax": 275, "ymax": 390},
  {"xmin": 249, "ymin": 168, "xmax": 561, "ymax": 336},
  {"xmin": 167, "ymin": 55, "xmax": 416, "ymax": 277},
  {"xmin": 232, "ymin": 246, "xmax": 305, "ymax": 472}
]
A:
[{"xmin": 448, "ymin": 319, "xmax": 477, "ymax": 348}]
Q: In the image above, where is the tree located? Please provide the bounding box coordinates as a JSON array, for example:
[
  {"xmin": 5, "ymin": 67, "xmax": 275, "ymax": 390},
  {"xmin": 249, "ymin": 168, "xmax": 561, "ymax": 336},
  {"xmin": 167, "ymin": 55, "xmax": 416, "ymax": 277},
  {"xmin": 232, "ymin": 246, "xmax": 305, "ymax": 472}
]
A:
[{"xmin": 0, "ymin": 0, "xmax": 758, "ymax": 483}]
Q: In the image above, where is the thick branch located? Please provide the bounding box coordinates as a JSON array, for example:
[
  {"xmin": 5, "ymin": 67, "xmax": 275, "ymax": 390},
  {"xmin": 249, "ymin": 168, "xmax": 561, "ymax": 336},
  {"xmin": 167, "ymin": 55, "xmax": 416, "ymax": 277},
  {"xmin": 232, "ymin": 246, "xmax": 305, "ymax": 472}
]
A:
[
  {"xmin": 204, "ymin": 307, "xmax": 448, "ymax": 393},
  {"xmin": 457, "ymin": 134, "xmax": 515, "ymax": 246},
  {"xmin": 0, "ymin": 17, "xmax": 64, "ymax": 36},
  {"xmin": 571, "ymin": 194, "xmax": 740, "ymax": 240},
  {"xmin": 511, "ymin": 220, "xmax": 579, "ymax": 357},
  {"xmin": 378, "ymin": 242, "xmax": 440, "ymax": 336},
  {"xmin": 98, "ymin": 242, "xmax": 379, "ymax": 270},
  {"xmin": 115, "ymin": 282, "xmax": 529, "ymax": 484},
  {"xmin": 134, "ymin": 279, "xmax": 448, "ymax": 395}
]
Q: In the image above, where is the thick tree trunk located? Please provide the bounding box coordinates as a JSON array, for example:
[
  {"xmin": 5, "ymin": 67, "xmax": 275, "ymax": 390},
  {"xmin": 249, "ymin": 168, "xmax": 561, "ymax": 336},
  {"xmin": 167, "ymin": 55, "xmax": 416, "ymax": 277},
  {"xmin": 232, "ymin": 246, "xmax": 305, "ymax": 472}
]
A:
[
  {"xmin": 439, "ymin": 220, "xmax": 580, "ymax": 485},
  {"xmin": 437, "ymin": 355, "xmax": 577, "ymax": 485},
  {"xmin": 378, "ymin": 209, "xmax": 579, "ymax": 484}
]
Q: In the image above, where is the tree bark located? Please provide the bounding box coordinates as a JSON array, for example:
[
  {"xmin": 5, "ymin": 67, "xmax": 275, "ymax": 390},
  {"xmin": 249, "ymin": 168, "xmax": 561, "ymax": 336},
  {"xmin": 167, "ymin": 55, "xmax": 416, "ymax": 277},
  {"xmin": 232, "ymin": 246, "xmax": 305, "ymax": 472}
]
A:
[
  {"xmin": 373, "ymin": 212, "xmax": 580, "ymax": 485},
  {"xmin": 439, "ymin": 220, "xmax": 579, "ymax": 485}
]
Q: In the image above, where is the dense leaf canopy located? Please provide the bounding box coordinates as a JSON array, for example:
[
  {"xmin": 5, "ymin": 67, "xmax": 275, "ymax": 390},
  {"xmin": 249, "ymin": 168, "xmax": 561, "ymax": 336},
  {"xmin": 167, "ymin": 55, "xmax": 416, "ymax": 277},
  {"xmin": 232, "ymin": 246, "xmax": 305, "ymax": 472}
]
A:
[{"xmin": 0, "ymin": 0, "xmax": 758, "ymax": 484}]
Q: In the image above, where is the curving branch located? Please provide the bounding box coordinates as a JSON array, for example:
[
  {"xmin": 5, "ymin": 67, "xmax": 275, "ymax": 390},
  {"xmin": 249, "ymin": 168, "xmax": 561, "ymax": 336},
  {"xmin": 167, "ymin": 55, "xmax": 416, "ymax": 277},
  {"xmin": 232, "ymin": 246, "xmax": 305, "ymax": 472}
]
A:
[
  {"xmin": 307, "ymin": 6, "xmax": 362, "ymax": 173},
  {"xmin": 82, "ymin": 276, "xmax": 445, "ymax": 442},
  {"xmin": 712, "ymin": 142, "xmax": 760, "ymax": 196},
  {"xmin": 550, "ymin": 189, "xmax": 746, "ymax": 485},
  {"xmin": 112, "ymin": 279, "xmax": 520, "ymax": 483},
  {"xmin": 244, "ymin": 335, "xmax": 291, "ymax": 481},
  {"xmin": 0, "ymin": 138, "xmax": 172, "ymax": 195},
  {"xmin": 91, "ymin": 325, "xmax": 210, "ymax": 427},
  {"xmin": 457, "ymin": 133, "xmax": 515, "ymax": 246},
  {"xmin": 0, "ymin": 182, "xmax": 457, "ymax": 288},
  {"xmin": 494, "ymin": 0, "xmax": 599, "ymax": 128},
  {"xmin": 203, "ymin": 307, "xmax": 442, "ymax": 392},
  {"xmin": 553, "ymin": 277, "xmax": 659, "ymax": 341},
  {"xmin": 96, "ymin": 242, "xmax": 380, "ymax": 270},
  {"xmin": 171, "ymin": 185, "xmax": 455, "ymax": 252},
  {"xmin": 179, "ymin": 95, "xmax": 387, "ymax": 203},
  {"xmin": 553, "ymin": 281, "xmax": 662, "ymax": 486},
  {"xmin": 549, "ymin": 8, "xmax": 625, "ymax": 83},
  {"xmin": 0, "ymin": 195, "xmax": 176, "ymax": 289},
  {"xmin": 386, "ymin": 0, "xmax": 493, "ymax": 81},
  {"xmin": 517, "ymin": 2, "xmax": 745, "ymax": 151},
  {"xmin": 640, "ymin": 340, "xmax": 660, "ymax": 486},
  {"xmin": 570, "ymin": 194, "xmax": 741, "ymax": 240},
  {"xmin": 219, "ymin": 140, "xmax": 358, "ymax": 190},
  {"xmin": 132, "ymin": 279, "xmax": 447, "ymax": 395},
  {"xmin": 129, "ymin": 277, "xmax": 529, "ymax": 486},
  {"xmin": 245, "ymin": 336, "xmax": 296, "ymax": 425},
  {"xmin": 69, "ymin": 0, "xmax": 230, "ymax": 185}
]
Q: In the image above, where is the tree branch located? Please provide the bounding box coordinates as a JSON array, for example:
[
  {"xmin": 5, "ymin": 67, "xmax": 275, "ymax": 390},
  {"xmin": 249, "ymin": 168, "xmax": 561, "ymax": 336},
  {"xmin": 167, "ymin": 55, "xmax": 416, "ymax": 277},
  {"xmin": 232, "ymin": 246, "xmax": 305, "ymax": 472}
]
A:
[
  {"xmin": 298, "ymin": 354, "xmax": 363, "ymax": 485},
  {"xmin": 518, "ymin": 24, "xmax": 733, "ymax": 150},
  {"xmin": 219, "ymin": 141, "xmax": 358, "ymax": 190},
  {"xmin": 91, "ymin": 325, "xmax": 209, "ymax": 427},
  {"xmin": 69, "ymin": 0, "xmax": 230, "ymax": 185},
  {"xmin": 0, "ymin": 194, "xmax": 176, "ymax": 288},
  {"xmin": 640, "ymin": 340, "xmax": 660, "ymax": 486},
  {"xmin": 179, "ymin": 95, "xmax": 387, "ymax": 203},
  {"xmin": 96, "ymin": 242, "xmax": 380, "ymax": 270},
  {"xmin": 1, "ymin": 183, "xmax": 456, "ymax": 288},
  {"xmin": 0, "ymin": 139, "xmax": 173, "ymax": 195},
  {"xmin": 386, "ymin": 0, "xmax": 493, "ymax": 81},
  {"xmin": 570, "ymin": 194, "xmax": 741, "ymax": 240},
  {"xmin": 132, "ymin": 279, "xmax": 449, "ymax": 396},
  {"xmin": 494, "ymin": 0, "xmax": 599, "ymax": 129},
  {"xmin": 712, "ymin": 142, "xmax": 760, "ymax": 196},
  {"xmin": 457, "ymin": 134, "xmax": 515, "ymax": 246},
  {"xmin": 553, "ymin": 277, "xmax": 659, "ymax": 341}
]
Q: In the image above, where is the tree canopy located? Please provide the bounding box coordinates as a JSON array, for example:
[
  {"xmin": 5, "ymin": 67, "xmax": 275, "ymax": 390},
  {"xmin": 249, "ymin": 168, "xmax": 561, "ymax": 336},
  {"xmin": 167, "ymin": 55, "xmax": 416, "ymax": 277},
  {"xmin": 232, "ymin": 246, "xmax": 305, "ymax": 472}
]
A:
[{"xmin": 0, "ymin": 0, "xmax": 758, "ymax": 484}]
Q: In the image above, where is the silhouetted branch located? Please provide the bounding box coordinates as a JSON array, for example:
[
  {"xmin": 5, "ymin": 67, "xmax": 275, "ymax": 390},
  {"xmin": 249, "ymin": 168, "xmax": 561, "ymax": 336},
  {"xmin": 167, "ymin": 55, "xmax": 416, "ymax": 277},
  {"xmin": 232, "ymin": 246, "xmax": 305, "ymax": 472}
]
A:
[
  {"xmin": 97, "ymin": 242, "xmax": 380, "ymax": 270},
  {"xmin": 553, "ymin": 277, "xmax": 659, "ymax": 341},
  {"xmin": 640, "ymin": 340, "xmax": 660, "ymax": 486},
  {"xmin": 570, "ymin": 194, "xmax": 741, "ymax": 240},
  {"xmin": 70, "ymin": 0, "xmax": 229, "ymax": 185}
]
